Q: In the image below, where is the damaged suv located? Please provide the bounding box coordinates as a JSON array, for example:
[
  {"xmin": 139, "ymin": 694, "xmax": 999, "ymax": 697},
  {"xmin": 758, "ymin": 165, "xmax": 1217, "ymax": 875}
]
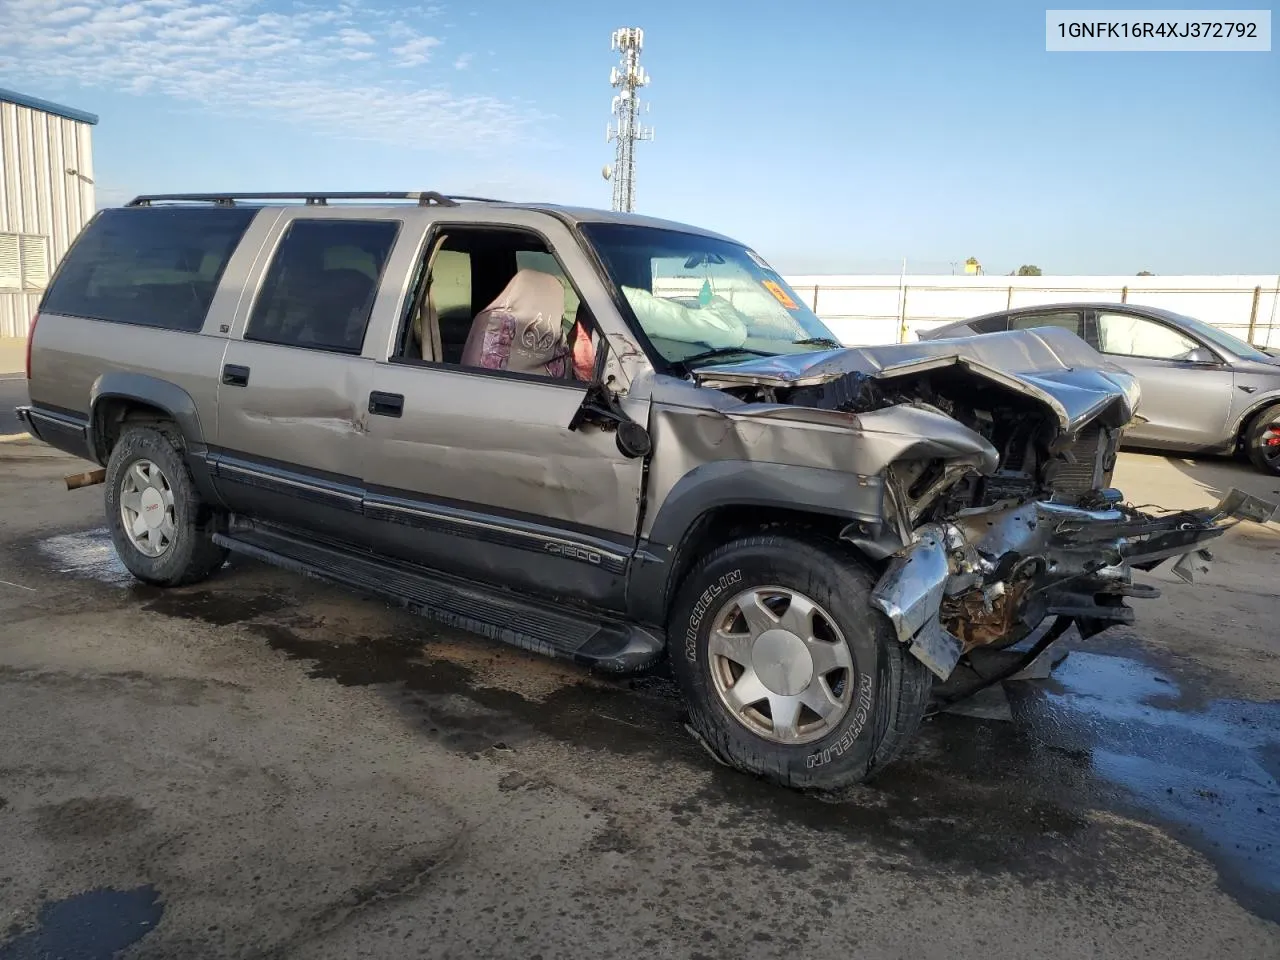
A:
[{"xmin": 19, "ymin": 192, "xmax": 1269, "ymax": 790}]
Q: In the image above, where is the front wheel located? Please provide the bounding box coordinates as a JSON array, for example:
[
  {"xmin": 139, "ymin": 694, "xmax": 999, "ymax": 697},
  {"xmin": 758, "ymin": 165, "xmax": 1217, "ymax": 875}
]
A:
[
  {"xmin": 668, "ymin": 534, "xmax": 932, "ymax": 792},
  {"xmin": 1245, "ymin": 403, "xmax": 1280, "ymax": 476}
]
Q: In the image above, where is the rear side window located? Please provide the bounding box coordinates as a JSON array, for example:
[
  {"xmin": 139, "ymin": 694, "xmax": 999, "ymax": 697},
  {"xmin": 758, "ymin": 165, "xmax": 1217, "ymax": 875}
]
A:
[
  {"xmin": 246, "ymin": 219, "xmax": 400, "ymax": 354},
  {"xmin": 1009, "ymin": 310, "xmax": 1084, "ymax": 337},
  {"xmin": 40, "ymin": 207, "xmax": 256, "ymax": 331}
]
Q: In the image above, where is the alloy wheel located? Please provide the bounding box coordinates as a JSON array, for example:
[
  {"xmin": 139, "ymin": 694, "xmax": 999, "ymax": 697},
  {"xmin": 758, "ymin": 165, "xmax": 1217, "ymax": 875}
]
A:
[
  {"xmin": 1258, "ymin": 421, "xmax": 1280, "ymax": 471},
  {"xmin": 119, "ymin": 458, "xmax": 177, "ymax": 558},
  {"xmin": 708, "ymin": 585, "xmax": 857, "ymax": 744}
]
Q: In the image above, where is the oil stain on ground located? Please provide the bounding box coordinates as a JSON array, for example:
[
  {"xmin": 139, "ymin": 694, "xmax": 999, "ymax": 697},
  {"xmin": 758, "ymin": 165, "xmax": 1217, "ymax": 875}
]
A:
[
  {"xmin": 34, "ymin": 796, "xmax": 151, "ymax": 842},
  {"xmin": 0, "ymin": 886, "xmax": 163, "ymax": 960},
  {"xmin": 253, "ymin": 622, "xmax": 691, "ymax": 758},
  {"xmin": 139, "ymin": 589, "xmax": 290, "ymax": 626}
]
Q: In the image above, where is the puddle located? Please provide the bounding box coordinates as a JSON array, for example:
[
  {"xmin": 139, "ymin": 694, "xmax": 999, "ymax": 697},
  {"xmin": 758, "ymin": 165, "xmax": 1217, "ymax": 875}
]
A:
[
  {"xmin": 34, "ymin": 529, "xmax": 133, "ymax": 587},
  {"xmin": 1024, "ymin": 651, "xmax": 1280, "ymax": 921},
  {"xmin": 0, "ymin": 886, "xmax": 163, "ymax": 960}
]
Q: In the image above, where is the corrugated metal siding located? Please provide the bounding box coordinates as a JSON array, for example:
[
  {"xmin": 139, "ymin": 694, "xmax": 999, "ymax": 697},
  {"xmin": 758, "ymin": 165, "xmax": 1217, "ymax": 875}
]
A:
[{"xmin": 0, "ymin": 98, "xmax": 95, "ymax": 337}]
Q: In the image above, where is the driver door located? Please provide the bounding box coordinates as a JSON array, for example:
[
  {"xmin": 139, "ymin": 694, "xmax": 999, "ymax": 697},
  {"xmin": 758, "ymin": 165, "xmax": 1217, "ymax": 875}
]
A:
[
  {"xmin": 1088, "ymin": 309, "xmax": 1233, "ymax": 447},
  {"xmin": 360, "ymin": 220, "xmax": 650, "ymax": 611}
]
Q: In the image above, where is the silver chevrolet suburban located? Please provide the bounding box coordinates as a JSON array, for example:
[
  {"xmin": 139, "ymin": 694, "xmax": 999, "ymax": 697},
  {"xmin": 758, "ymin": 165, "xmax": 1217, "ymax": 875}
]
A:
[{"xmin": 18, "ymin": 191, "xmax": 1265, "ymax": 791}]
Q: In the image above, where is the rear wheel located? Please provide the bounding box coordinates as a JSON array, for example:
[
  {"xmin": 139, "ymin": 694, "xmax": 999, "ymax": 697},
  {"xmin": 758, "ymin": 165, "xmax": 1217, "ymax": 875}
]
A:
[
  {"xmin": 105, "ymin": 424, "xmax": 228, "ymax": 586},
  {"xmin": 668, "ymin": 533, "xmax": 932, "ymax": 791},
  {"xmin": 1245, "ymin": 403, "xmax": 1280, "ymax": 476}
]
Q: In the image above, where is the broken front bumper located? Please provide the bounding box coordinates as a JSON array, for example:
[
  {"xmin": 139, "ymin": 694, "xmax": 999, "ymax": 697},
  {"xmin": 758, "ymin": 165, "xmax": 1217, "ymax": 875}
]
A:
[{"xmin": 870, "ymin": 488, "xmax": 1277, "ymax": 680}]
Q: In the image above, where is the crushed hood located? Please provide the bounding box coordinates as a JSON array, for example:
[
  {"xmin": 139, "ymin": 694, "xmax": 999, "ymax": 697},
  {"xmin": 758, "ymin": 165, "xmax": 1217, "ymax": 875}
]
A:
[{"xmin": 692, "ymin": 327, "xmax": 1141, "ymax": 436}]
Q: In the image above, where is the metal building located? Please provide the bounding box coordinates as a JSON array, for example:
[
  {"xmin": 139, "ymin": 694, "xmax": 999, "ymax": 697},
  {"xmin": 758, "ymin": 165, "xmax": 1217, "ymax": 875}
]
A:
[{"xmin": 0, "ymin": 87, "xmax": 98, "ymax": 338}]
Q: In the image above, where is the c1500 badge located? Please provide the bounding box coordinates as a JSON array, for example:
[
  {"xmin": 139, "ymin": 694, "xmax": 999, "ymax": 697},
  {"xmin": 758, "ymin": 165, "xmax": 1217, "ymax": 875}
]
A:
[{"xmin": 545, "ymin": 542, "xmax": 603, "ymax": 565}]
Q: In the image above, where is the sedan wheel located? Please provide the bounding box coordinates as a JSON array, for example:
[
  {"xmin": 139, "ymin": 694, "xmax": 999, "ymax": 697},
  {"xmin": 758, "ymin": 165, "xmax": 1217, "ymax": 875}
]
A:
[{"xmin": 1246, "ymin": 404, "xmax": 1280, "ymax": 476}]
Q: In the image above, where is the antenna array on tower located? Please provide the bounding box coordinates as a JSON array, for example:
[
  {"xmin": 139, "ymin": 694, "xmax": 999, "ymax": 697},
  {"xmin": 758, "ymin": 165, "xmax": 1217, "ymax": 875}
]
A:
[{"xmin": 604, "ymin": 26, "xmax": 653, "ymax": 214}]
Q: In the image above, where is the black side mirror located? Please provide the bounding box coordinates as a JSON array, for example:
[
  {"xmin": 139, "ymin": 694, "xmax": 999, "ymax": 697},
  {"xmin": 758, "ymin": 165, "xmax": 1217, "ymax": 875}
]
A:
[{"xmin": 568, "ymin": 380, "xmax": 652, "ymax": 459}]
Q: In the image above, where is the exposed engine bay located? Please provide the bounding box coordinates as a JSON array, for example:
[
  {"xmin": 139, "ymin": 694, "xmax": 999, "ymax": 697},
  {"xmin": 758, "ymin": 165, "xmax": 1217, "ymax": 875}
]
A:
[
  {"xmin": 689, "ymin": 327, "xmax": 1276, "ymax": 682},
  {"xmin": 731, "ymin": 365, "xmax": 1125, "ymax": 519}
]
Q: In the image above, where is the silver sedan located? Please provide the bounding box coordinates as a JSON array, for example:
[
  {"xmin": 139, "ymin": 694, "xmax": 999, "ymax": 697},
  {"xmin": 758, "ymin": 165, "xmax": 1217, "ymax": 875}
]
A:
[{"xmin": 919, "ymin": 302, "xmax": 1280, "ymax": 475}]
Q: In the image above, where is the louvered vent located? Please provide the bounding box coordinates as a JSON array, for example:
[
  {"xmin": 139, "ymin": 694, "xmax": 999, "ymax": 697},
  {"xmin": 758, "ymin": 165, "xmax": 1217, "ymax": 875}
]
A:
[
  {"xmin": 0, "ymin": 234, "xmax": 19, "ymax": 290},
  {"xmin": 19, "ymin": 234, "xmax": 49, "ymax": 290}
]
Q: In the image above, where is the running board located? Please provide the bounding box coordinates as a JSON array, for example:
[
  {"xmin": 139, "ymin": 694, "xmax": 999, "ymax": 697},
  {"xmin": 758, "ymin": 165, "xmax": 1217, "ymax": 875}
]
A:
[{"xmin": 212, "ymin": 523, "xmax": 665, "ymax": 675}]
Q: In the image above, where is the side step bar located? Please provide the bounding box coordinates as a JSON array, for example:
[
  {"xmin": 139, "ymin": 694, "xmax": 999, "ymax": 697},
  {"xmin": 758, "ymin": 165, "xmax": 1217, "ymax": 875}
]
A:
[{"xmin": 213, "ymin": 522, "xmax": 665, "ymax": 675}]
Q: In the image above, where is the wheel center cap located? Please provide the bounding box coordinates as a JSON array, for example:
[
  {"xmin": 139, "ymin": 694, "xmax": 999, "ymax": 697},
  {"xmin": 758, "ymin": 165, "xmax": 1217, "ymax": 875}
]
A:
[
  {"xmin": 139, "ymin": 487, "xmax": 165, "ymax": 529},
  {"xmin": 751, "ymin": 629, "xmax": 813, "ymax": 697}
]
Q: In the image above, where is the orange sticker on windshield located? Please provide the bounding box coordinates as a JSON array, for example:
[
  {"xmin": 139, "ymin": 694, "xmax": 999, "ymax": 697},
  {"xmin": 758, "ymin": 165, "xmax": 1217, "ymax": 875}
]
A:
[{"xmin": 762, "ymin": 280, "xmax": 799, "ymax": 310}]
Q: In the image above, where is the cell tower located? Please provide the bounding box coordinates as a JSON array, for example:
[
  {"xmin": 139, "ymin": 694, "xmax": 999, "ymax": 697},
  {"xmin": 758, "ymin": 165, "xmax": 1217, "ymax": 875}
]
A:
[{"xmin": 604, "ymin": 27, "xmax": 653, "ymax": 213}]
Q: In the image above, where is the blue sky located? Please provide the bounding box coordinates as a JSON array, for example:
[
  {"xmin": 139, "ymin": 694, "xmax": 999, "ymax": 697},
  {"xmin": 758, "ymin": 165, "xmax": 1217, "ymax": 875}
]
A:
[{"xmin": 1, "ymin": 0, "xmax": 1276, "ymax": 275}]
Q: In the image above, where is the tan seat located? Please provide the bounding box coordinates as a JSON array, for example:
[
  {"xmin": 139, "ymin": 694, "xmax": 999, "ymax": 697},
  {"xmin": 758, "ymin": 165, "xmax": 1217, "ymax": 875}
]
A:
[{"xmin": 459, "ymin": 269, "xmax": 569, "ymax": 376}]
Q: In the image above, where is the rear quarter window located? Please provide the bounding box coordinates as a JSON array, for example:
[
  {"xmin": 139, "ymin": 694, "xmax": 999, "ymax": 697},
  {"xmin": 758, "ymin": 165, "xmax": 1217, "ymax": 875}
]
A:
[{"xmin": 40, "ymin": 207, "xmax": 257, "ymax": 331}]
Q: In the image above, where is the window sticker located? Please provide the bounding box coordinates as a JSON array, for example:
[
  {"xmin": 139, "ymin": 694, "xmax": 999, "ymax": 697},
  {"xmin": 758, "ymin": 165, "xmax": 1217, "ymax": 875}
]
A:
[{"xmin": 762, "ymin": 279, "xmax": 799, "ymax": 310}]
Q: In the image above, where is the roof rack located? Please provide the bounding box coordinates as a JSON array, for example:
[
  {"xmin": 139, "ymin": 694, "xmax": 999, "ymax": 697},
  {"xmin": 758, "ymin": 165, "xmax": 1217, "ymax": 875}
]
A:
[{"xmin": 124, "ymin": 191, "xmax": 501, "ymax": 208}]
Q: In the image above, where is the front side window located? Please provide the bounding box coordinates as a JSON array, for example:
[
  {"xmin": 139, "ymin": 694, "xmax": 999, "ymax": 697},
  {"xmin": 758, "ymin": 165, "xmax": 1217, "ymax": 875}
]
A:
[
  {"xmin": 395, "ymin": 226, "xmax": 598, "ymax": 382},
  {"xmin": 1097, "ymin": 311, "xmax": 1201, "ymax": 361},
  {"xmin": 1153, "ymin": 308, "xmax": 1272, "ymax": 362},
  {"xmin": 40, "ymin": 207, "xmax": 255, "ymax": 330},
  {"xmin": 580, "ymin": 223, "xmax": 840, "ymax": 366},
  {"xmin": 247, "ymin": 219, "xmax": 400, "ymax": 353}
]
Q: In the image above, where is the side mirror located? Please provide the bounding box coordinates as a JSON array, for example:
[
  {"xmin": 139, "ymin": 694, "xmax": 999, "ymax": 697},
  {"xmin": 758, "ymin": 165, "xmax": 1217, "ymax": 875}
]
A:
[
  {"xmin": 1184, "ymin": 346, "xmax": 1219, "ymax": 365},
  {"xmin": 568, "ymin": 379, "xmax": 652, "ymax": 459}
]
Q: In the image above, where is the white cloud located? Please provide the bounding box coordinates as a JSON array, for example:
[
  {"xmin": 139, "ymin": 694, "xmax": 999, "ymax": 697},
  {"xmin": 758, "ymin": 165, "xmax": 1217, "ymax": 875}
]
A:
[
  {"xmin": 43, "ymin": 3, "xmax": 92, "ymax": 23},
  {"xmin": 393, "ymin": 35, "xmax": 441, "ymax": 66},
  {"xmin": 338, "ymin": 27, "xmax": 373, "ymax": 46},
  {"xmin": 0, "ymin": 0, "xmax": 545, "ymax": 150}
]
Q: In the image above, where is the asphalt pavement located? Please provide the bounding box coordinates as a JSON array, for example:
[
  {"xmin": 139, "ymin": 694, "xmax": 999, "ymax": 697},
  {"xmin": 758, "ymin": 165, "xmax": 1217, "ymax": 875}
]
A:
[
  {"xmin": 0, "ymin": 441, "xmax": 1277, "ymax": 959},
  {"xmin": 1, "ymin": 338, "xmax": 28, "ymax": 435},
  {"xmin": 0, "ymin": 375, "xmax": 28, "ymax": 435}
]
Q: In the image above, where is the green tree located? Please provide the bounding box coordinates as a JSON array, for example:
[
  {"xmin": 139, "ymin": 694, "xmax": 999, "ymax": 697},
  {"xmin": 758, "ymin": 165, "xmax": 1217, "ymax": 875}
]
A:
[{"xmin": 1016, "ymin": 264, "xmax": 1042, "ymax": 276}]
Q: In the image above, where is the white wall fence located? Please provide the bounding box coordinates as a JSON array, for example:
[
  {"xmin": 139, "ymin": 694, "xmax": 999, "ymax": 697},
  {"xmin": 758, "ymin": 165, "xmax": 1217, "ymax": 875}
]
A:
[{"xmin": 781, "ymin": 274, "xmax": 1280, "ymax": 348}]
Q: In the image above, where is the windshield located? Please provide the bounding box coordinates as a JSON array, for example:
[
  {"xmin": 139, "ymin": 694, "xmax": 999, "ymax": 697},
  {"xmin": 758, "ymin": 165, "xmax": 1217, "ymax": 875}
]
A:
[
  {"xmin": 581, "ymin": 223, "xmax": 841, "ymax": 366},
  {"xmin": 1157, "ymin": 309, "xmax": 1273, "ymax": 362}
]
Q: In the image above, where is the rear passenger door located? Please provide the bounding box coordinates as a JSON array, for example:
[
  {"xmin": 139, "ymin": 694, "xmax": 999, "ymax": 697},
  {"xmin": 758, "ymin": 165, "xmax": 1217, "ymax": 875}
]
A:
[{"xmin": 212, "ymin": 210, "xmax": 407, "ymax": 543}]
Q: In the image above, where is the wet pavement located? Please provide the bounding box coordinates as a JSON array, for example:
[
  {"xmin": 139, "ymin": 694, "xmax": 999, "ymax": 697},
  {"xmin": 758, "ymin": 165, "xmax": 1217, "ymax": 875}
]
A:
[
  {"xmin": 0, "ymin": 376, "xmax": 26, "ymax": 435},
  {"xmin": 1, "ymin": 447, "xmax": 1278, "ymax": 958}
]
